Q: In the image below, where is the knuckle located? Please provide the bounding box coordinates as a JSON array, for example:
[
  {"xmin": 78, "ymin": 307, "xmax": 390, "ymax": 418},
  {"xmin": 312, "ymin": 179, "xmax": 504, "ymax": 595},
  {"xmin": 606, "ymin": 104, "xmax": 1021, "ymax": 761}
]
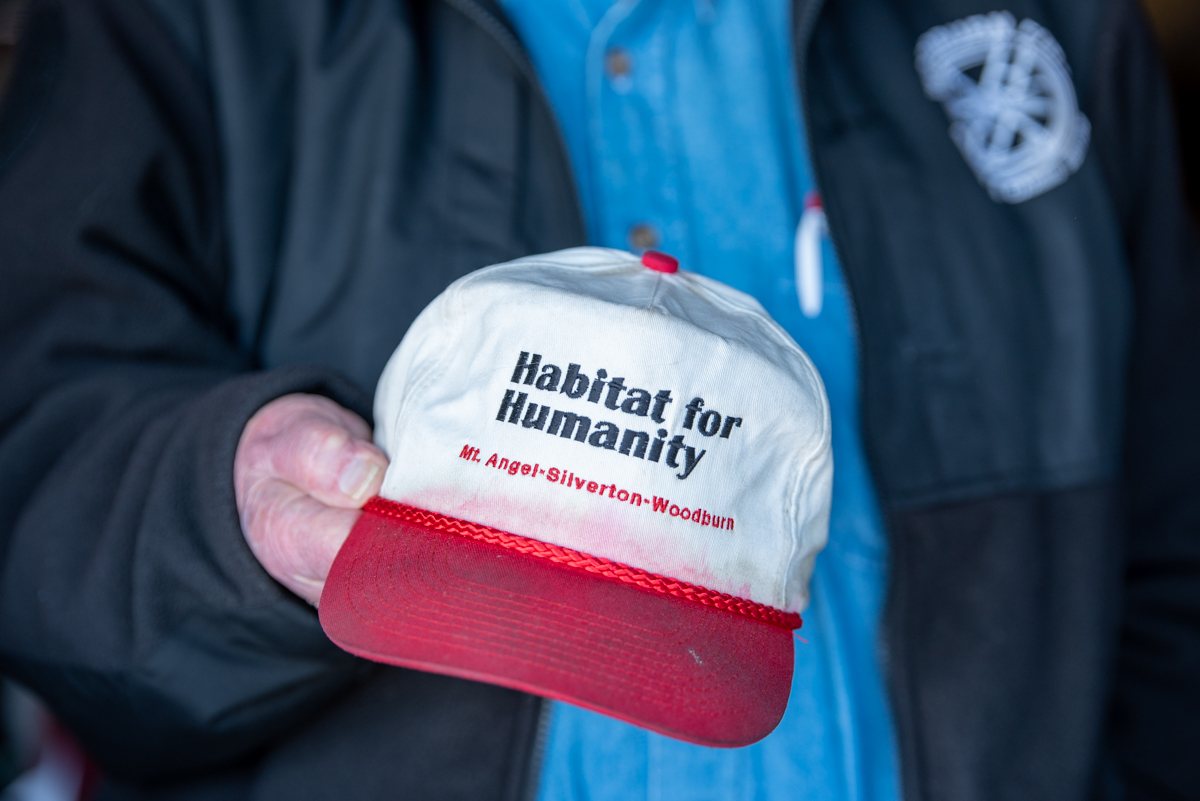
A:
[{"xmin": 283, "ymin": 424, "xmax": 350, "ymax": 483}]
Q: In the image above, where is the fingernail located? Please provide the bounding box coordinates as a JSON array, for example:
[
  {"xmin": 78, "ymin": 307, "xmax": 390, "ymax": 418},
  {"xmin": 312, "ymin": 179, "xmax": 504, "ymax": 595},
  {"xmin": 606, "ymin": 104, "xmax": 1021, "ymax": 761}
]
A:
[{"xmin": 338, "ymin": 457, "xmax": 381, "ymax": 501}]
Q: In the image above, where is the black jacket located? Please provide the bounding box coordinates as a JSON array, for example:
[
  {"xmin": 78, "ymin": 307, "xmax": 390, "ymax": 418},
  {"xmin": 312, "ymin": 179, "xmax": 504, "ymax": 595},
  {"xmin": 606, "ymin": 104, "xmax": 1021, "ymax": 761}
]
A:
[{"xmin": 0, "ymin": 0, "xmax": 1196, "ymax": 799}]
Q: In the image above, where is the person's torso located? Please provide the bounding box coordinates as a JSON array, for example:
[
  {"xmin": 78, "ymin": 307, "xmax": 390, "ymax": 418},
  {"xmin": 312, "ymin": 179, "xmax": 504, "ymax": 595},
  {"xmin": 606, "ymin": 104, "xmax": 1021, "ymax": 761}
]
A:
[{"xmin": 139, "ymin": 2, "xmax": 1133, "ymax": 798}]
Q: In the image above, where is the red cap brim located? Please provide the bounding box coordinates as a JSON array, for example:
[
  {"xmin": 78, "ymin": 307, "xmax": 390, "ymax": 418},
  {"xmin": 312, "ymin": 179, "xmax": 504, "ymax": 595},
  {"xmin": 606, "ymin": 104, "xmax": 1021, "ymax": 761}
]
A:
[{"xmin": 319, "ymin": 507, "xmax": 794, "ymax": 747}]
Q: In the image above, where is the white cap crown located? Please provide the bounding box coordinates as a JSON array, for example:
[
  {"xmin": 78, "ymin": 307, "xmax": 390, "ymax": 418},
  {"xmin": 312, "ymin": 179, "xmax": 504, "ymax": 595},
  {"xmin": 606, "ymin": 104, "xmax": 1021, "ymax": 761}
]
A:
[{"xmin": 374, "ymin": 247, "xmax": 832, "ymax": 613}]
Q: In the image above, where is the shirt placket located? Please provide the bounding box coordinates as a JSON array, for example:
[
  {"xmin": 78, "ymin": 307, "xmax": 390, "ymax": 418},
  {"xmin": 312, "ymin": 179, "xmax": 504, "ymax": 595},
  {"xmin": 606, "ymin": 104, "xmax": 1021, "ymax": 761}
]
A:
[{"xmin": 587, "ymin": 0, "xmax": 689, "ymax": 261}]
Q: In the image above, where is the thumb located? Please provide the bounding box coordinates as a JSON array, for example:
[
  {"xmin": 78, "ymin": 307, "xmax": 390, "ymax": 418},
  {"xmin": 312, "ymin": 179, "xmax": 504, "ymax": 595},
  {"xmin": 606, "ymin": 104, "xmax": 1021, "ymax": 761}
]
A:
[
  {"xmin": 273, "ymin": 418, "xmax": 389, "ymax": 508},
  {"xmin": 238, "ymin": 394, "xmax": 389, "ymax": 510}
]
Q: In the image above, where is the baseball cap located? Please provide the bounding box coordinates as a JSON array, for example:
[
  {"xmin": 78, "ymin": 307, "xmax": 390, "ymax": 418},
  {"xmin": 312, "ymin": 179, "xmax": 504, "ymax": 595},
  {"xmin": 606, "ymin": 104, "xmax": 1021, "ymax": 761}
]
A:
[{"xmin": 318, "ymin": 246, "xmax": 832, "ymax": 747}]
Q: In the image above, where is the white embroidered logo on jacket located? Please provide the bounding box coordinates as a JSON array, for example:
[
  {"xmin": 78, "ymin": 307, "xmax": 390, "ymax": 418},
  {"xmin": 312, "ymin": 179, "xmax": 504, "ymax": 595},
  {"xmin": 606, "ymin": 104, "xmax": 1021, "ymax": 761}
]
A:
[{"xmin": 915, "ymin": 11, "xmax": 1090, "ymax": 204}]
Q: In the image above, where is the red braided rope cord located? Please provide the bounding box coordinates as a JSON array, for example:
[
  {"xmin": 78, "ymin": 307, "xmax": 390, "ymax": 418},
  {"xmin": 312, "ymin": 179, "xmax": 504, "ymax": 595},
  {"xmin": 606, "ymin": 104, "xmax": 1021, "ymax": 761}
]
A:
[{"xmin": 362, "ymin": 497, "xmax": 802, "ymax": 631}]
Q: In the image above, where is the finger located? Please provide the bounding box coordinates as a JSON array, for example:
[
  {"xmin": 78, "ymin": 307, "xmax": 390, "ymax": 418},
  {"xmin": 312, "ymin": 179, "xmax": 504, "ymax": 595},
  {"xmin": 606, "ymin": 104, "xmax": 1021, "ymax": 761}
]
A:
[
  {"xmin": 243, "ymin": 394, "xmax": 375, "ymax": 446},
  {"xmin": 240, "ymin": 475, "xmax": 361, "ymax": 605},
  {"xmin": 267, "ymin": 418, "xmax": 388, "ymax": 508},
  {"xmin": 239, "ymin": 394, "xmax": 389, "ymax": 509}
]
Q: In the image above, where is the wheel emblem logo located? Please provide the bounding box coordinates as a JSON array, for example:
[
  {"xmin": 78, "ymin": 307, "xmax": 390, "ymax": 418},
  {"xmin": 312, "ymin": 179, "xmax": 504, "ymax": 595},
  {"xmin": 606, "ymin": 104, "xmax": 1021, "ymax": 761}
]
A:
[{"xmin": 915, "ymin": 11, "xmax": 1090, "ymax": 204}]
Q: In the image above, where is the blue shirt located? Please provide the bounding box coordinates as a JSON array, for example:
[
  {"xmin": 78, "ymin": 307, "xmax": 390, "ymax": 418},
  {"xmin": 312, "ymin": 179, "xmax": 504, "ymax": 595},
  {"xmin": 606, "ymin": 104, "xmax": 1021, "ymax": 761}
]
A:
[{"xmin": 494, "ymin": 1, "xmax": 900, "ymax": 798}]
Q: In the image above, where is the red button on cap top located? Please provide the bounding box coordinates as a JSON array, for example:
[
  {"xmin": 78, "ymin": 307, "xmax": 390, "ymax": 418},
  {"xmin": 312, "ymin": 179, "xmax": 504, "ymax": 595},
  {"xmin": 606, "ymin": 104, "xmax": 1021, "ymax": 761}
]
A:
[{"xmin": 641, "ymin": 250, "xmax": 679, "ymax": 274}]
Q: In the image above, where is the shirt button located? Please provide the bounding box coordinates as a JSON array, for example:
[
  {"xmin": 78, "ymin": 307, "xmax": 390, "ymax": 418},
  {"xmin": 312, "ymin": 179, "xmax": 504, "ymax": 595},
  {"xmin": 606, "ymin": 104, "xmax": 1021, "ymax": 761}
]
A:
[
  {"xmin": 628, "ymin": 223, "xmax": 659, "ymax": 252},
  {"xmin": 605, "ymin": 47, "xmax": 633, "ymax": 79}
]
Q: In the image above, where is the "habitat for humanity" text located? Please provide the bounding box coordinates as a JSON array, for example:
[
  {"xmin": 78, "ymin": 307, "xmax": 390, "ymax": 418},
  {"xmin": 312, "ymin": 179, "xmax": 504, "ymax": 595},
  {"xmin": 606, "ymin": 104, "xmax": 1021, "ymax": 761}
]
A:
[{"xmin": 494, "ymin": 351, "xmax": 744, "ymax": 480}]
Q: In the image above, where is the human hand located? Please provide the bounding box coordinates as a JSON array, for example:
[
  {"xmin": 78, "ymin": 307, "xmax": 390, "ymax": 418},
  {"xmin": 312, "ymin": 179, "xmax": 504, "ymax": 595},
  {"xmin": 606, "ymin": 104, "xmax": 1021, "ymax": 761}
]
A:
[{"xmin": 234, "ymin": 394, "xmax": 389, "ymax": 606}]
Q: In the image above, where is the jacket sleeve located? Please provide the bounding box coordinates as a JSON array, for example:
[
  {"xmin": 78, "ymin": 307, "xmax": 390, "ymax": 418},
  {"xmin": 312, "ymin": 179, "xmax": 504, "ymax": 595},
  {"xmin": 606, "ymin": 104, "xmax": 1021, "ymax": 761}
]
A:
[
  {"xmin": 0, "ymin": 0, "xmax": 369, "ymax": 782},
  {"xmin": 1090, "ymin": 1, "xmax": 1200, "ymax": 796}
]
